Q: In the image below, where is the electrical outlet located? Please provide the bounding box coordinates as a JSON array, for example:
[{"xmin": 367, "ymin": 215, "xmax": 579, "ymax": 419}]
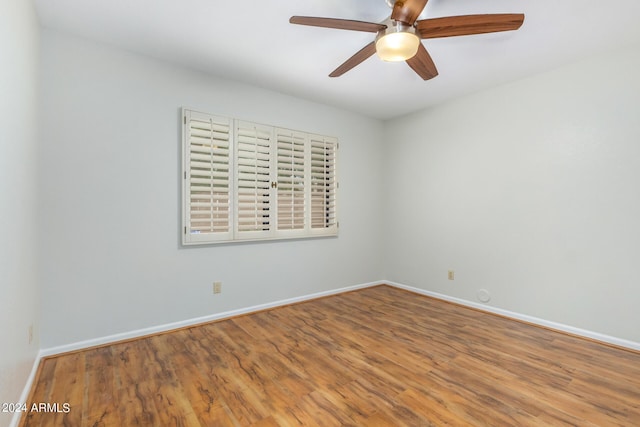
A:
[
  {"xmin": 28, "ymin": 324, "xmax": 33, "ymax": 344},
  {"xmin": 213, "ymin": 282, "xmax": 222, "ymax": 294},
  {"xmin": 448, "ymin": 270, "xmax": 455, "ymax": 280}
]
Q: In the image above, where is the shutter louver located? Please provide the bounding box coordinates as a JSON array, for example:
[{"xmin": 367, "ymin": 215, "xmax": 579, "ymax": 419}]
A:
[
  {"xmin": 310, "ymin": 135, "xmax": 338, "ymax": 232},
  {"xmin": 236, "ymin": 121, "xmax": 272, "ymax": 234},
  {"xmin": 276, "ymin": 129, "xmax": 306, "ymax": 231},
  {"xmin": 184, "ymin": 111, "xmax": 232, "ymax": 242}
]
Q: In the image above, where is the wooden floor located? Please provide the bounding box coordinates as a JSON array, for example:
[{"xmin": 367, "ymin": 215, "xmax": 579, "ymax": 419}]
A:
[{"xmin": 22, "ymin": 285, "xmax": 640, "ymax": 426}]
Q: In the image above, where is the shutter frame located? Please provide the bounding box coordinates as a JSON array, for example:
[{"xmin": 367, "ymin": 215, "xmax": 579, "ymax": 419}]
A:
[
  {"xmin": 275, "ymin": 128, "xmax": 308, "ymax": 236},
  {"xmin": 234, "ymin": 120, "xmax": 274, "ymax": 240},
  {"xmin": 309, "ymin": 134, "xmax": 338, "ymax": 236},
  {"xmin": 182, "ymin": 109, "xmax": 233, "ymax": 244}
]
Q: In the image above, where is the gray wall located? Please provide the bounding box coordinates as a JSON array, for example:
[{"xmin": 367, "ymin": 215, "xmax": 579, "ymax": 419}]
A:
[
  {"xmin": 38, "ymin": 30, "xmax": 385, "ymax": 348},
  {"xmin": 0, "ymin": 1, "xmax": 40, "ymax": 426},
  {"xmin": 383, "ymin": 45, "xmax": 640, "ymax": 342},
  {"xmin": 33, "ymin": 28, "xmax": 640, "ymax": 350}
]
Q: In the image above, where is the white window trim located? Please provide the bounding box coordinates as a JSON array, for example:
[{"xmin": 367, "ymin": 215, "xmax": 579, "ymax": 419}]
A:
[{"xmin": 182, "ymin": 108, "xmax": 338, "ymax": 245}]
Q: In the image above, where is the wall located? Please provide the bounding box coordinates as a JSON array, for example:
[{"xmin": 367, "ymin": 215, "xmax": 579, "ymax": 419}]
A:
[
  {"xmin": 38, "ymin": 30, "xmax": 385, "ymax": 349},
  {"xmin": 32, "ymin": 18, "xmax": 640, "ymax": 354},
  {"xmin": 0, "ymin": 1, "xmax": 41, "ymax": 426},
  {"xmin": 384, "ymin": 45, "xmax": 640, "ymax": 343}
]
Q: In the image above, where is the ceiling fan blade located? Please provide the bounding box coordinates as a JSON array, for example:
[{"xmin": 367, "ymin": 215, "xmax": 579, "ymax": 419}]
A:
[
  {"xmin": 391, "ymin": 0, "xmax": 429, "ymax": 25},
  {"xmin": 406, "ymin": 43, "xmax": 438, "ymax": 80},
  {"xmin": 416, "ymin": 14, "xmax": 524, "ymax": 39},
  {"xmin": 329, "ymin": 42, "xmax": 377, "ymax": 77},
  {"xmin": 290, "ymin": 16, "xmax": 386, "ymax": 33}
]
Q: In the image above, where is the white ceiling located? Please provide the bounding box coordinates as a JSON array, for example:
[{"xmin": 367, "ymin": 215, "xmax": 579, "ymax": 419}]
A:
[{"xmin": 34, "ymin": 0, "xmax": 640, "ymax": 120}]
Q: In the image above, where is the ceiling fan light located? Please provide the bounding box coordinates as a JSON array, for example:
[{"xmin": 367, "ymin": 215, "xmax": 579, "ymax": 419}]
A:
[{"xmin": 376, "ymin": 29, "xmax": 420, "ymax": 62}]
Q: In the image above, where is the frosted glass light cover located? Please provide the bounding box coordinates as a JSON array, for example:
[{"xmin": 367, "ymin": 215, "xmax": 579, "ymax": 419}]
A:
[{"xmin": 376, "ymin": 32, "xmax": 420, "ymax": 62}]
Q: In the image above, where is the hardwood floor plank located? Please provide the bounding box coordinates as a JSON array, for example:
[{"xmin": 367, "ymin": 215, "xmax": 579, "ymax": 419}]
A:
[
  {"xmin": 327, "ymin": 379, "xmax": 394, "ymax": 423},
  {"xmin": 116, "ymin": 382, "xmax": 161, "ymax": 426},
  {"xmin": 249, "ymin": 416, "xmax": 281, "ymax": 427},
  {"xmin": 113, "ymin": 342, "xmax": 164, "ymax": 427},
  {"xmin": 394, "ymin": 388, "xmax": 471, "ymax": 426},
  {"xmin": 56, "ymin": 352, "xmax": 84, "ymax": 427},
  {"xmin": 289, "ymin": 392, "xmax": 343, "ymax": 426},
  {"xmin": 216, "ymin": 381, "xmax": 270, "ymax": 424},
  {"xmin": 231, "ymin": 314, "xmax": 278, "ymax": 340},
  {"xmin": 163, "ymin": 331, "xmax": 234, "ymax": 426},
  {"xmin": 364, "ymin": 408, "xmax": 410, "ymax": 426},
  {"xmin": 21, "ymin": 285, "xmax": 640, "ymax": 426},
  {"xmin": 21, "ymin": 358, "xmax": 57, "ymax": 427}
]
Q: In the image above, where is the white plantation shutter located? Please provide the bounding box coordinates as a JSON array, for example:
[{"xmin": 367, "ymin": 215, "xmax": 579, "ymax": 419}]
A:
[
  {"xmin": 310, "ymin": 135, "xmax": 338, "ymax": 234},
  {"xmin": 183, "ymin": 110, "xmax": 232, "ymax": 243},
  {"xmin": 276, "ymin": 129, "xmax": 306, "ymax": 232},
  {"xmin": 182, "ymin": 109, "xmax": 338, "ymax": 245},
  {"xmin": 235, "ymin": 121, "xmax": 273, "ymax": 237}
]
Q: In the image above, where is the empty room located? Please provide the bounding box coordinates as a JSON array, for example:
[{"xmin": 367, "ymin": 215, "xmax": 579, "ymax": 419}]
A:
[{"xmin": 2, "ymin": 0, "xmax": 640, "ymax": 426}]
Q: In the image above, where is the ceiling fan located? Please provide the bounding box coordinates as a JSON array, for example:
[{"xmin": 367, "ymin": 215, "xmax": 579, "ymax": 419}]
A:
[{"xmin": 290, "ymin": 0, "xmax": 524, "ymax": 80}]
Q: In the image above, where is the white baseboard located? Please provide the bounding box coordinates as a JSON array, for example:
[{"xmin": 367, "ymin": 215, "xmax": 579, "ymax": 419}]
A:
[
  {"xmin": 40, "ymin": 280, "xmax": 384, "ymax": 357},
  {"xmin": 21, "ymin": 278, "xmax": 639, "ymax": 427},
  {"xmin": 9, "ymin": 349, "xmax": 43, "ymax": 427},
  {"xmin": 39, "ymin": 278, "xmax": 640, "ymax": 357},
  {"xmin": 385, "ymin": 280, "xmax": 640, "ymax": 352}
]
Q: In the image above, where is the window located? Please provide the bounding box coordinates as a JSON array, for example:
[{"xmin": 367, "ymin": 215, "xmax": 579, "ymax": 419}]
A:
[{"xmin": 182, "ymin": 109, "xmax": 338, "ymax": 245}]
